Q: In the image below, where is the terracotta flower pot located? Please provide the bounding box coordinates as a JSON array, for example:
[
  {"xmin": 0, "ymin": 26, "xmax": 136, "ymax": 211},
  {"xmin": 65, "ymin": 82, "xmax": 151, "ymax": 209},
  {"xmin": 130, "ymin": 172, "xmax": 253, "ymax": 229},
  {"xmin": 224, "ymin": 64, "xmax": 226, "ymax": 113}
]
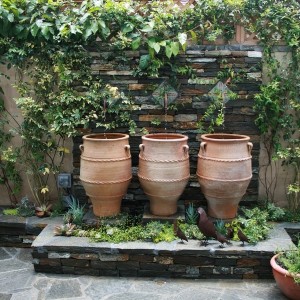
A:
[
  {"xmin": 79, "ymin": 133, "xmax": 132, "ymax": 217},
  {"xmin": 138, "ymin": 133, "xmax": 190, "ymax": 216},
  {"xmin": 271, "ymin": 254, "xmax": 300, "ymax": 300},
  {"xmin": 197, "ymin": 133, "xmax": 252, "ymax": 219}
]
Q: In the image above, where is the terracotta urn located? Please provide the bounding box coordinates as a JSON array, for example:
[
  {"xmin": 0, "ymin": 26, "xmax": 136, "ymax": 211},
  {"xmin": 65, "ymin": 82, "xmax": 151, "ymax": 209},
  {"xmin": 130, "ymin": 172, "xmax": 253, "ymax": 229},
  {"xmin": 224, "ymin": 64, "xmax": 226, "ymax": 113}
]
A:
[
  {"xmin": 197, "ymin": 133, "xmax": 252, "ymax": 219},
  {"xmin": 138, "ymin": 133, "xmax": 190, "ymax": 216},
  {"xmin": 79, "ymin": 133, "xmax": 132, "ymax": 217},
  {"xmin": 271, "ymin": 254, "xmax": 300, "ymax": 300}
]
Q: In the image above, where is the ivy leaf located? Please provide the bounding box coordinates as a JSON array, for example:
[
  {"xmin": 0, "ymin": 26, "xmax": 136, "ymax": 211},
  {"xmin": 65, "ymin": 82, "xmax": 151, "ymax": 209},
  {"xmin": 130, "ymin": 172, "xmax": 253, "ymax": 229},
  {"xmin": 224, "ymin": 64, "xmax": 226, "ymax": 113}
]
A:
[
  {"xmin": 122, "ymin": 22, "xmax": 134, "ymax": 34},
  {"xmin": 98, "ymin": 19, "xmax": 106, "ymax": 28},
  {"xmin": 41, "ymin": 26, "xmax": 50, "ymax": 40},
  {"xmin": 131, "ymin": 36, "xmax": 141, "ymax": 50},
  {"xmin": 165, "ymin": 45, "xmax": 172, "ymax": 59},
  {"xmin": 190, "ymin": 30, "xmax": 197, "ymax": 42},
  {"xmin": 148, "ymin": 38, "xmax": 160, "ymax": 53},
  {"xmin": 79, "ymin": 13, "xmax": 90, "ymax": 24},
  {"xmin": 171, "ymin": 41, "xmax": 180, "ymax": 56},
  {"xmin": 83, "ymin": 26, "xmax": 93, "ymax": 40},
  {"xmin": 91, "ymin": 21, "xmax": 98, "ymax": 34},
  {"xmin": 153, "ymin": 43, "xmax": 160, "ymax": 53},
  {"xmin": 141, "ymin": 20, "xmax": 155, "ymax": 32},
  {"xmin": 178, "ymin": 32, "xmax": 187, "ymax": 46},
  {"xmin": 30, "ymin": 24, "xmax": 39, "ymax": 37},
  {"xmin": 99, "ymin": 20, "xmax": 110, "ymax": 38},
  {"xmin": 139, "ymin": 54, "xmax": 150, "ymax": 70},
  {"xmin": 7, "ymin": 14, "xmax": 14, "ymax": 23}
]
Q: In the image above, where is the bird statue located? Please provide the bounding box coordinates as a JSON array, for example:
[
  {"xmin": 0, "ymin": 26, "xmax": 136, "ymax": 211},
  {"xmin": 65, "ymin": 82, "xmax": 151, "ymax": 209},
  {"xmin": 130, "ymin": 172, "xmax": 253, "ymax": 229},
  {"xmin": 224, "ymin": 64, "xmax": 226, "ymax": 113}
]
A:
[
  {"xmin": 226, "ymin": 221, "xmax": 250, "ymax": 246},
  {"xmin": 197, "ymin": 207, "xmax": 231, "ymax": 248},
  {"xmin": 173, "ymin": 220, "xmax": 188, "ymax": 243},
  {"xmin": 237, "ymin": 229, "xmax": 250, "ymax": 246}
]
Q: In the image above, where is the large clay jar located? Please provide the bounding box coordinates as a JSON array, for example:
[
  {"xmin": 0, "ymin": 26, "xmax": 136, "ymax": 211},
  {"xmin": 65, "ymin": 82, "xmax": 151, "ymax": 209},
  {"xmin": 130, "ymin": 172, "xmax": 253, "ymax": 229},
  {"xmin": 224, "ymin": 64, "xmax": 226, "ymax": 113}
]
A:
[
  {"xmin": 197, "ymin": 133, "xmax": 252, "ymax": 219},
  {"xmin": 271, "ymin": 254, "xmax": 300, "ymax": 300},
  {"xmin": 79, "ymin": 133, "xmax": 131, "ymax": 217},
  {"xmin": 138, "ymin": 133, "xmax": 190, "ymax": 216}
]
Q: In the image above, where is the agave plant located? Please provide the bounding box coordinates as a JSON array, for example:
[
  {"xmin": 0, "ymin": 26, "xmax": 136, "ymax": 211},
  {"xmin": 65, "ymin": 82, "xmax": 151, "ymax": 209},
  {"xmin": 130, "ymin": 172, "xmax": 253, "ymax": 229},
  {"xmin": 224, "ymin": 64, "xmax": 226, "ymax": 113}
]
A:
[
  {"xmin": 63, "ymin": 195, "xmax": 86, "ymax": 226},
  {"xmin": 214, "ymin": 219, "xmax": 227, "ymax": 236},
  {"xmin": 185, "ymin": 203, "xmax": 199, "ymax": 225}
]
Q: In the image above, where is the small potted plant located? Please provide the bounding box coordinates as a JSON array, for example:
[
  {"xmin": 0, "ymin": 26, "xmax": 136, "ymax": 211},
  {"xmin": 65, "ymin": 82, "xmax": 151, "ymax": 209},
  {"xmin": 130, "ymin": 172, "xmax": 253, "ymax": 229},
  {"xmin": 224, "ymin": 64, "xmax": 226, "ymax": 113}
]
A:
[{"xmin": 270, "ymin": 241, "xmax": 300, "ymax": 300}]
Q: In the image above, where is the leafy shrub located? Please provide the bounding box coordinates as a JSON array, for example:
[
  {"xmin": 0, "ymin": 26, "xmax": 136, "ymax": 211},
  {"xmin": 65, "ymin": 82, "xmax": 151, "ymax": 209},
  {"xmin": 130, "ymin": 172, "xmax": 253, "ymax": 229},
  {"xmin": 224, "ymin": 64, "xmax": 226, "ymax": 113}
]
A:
[
  {"xmin": 265, "ymin": 203, "xmax": 286, "ymax": 221},
  {"xmin": 237, "ymin": 207, "xmax": 272, "ymax": 244},
  {"xmin": 180, "ymin": 223, "xmax": 204, "ymax": 240},
  {"xmin": 143, "ymin": 222, "xmax": 175, "ymax": 243}
]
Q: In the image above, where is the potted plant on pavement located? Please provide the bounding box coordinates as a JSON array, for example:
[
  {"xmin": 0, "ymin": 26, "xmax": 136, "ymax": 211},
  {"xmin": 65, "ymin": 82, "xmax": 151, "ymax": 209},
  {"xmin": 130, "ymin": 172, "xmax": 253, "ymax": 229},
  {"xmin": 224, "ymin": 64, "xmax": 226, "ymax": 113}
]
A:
[{"xmin": 270, "ymin": 241, "xmax": 300, "ymax": 300}]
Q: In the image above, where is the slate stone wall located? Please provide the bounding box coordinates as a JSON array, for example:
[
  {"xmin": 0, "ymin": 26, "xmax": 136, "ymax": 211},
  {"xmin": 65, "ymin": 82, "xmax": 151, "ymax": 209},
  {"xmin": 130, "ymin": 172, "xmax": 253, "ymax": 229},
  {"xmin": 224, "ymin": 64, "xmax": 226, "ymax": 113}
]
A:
[
  {"xmin": 0, "ymin": 215, "xmax": 44, "ymax": 247},
  {"xmin": 33, "ymin": 251, "xmax": 273, "ymax": 279},
  {"xmin": 73, "ymin": 44, "xmax": 262, "ymax": 210},
  {"xmin": 32, "ymin": 241, "xmax": 273, "ymax": 279}
]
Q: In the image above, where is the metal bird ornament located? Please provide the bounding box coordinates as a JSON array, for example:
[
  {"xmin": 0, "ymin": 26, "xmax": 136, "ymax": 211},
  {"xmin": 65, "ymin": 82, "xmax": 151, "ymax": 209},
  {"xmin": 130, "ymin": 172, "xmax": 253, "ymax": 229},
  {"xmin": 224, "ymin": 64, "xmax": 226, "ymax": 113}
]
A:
[
  {"xmin": 237, "ymin": 229, "xmax": 250, "ymax": 246},
  {"xmin": 173, "ymin": 220, "xmax": 188, "ymax": 243},
  {"xmin": 226, "ymin": 222, "xmax": 250, "ymax": 246},
  {"xmin": 197, "ymin": 207, "xmax": 231, "ymax": 248}
]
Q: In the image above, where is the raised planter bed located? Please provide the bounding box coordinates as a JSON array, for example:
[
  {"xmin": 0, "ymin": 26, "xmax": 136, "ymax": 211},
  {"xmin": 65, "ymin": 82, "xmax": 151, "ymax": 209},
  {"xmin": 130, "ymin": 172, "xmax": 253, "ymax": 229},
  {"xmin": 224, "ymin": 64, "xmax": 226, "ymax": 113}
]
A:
[
  {"xmin": 31, "ymin": 222, "xmax": 300, "ymax": 279},
  {"xmin": 1, "ymin": 212, "xmax": 299, "ymax": 280}
]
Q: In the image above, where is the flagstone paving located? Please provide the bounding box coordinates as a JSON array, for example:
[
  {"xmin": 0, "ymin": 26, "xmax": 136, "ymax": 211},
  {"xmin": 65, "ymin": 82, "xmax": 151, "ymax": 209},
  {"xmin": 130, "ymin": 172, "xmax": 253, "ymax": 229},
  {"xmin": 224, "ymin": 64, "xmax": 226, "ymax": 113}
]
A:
[{"xmin": 0, "ymin": 247, "xmax": 288, "ymax": 300}]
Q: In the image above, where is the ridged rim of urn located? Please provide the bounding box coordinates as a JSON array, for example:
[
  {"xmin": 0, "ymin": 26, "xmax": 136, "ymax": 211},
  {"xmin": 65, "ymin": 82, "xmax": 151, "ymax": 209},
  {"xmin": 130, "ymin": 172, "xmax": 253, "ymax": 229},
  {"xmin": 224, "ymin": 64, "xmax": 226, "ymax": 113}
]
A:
[
  {"xmin": 201, "ymin": 133, "xmax": 250, "ymax": 142},
  {"xmin": 82, "ymin": 133, "xmax": 129, "ymax": 141},
  {"xmin": 142, "ymin": 133, "xmax": 188, "ymax": 142}
]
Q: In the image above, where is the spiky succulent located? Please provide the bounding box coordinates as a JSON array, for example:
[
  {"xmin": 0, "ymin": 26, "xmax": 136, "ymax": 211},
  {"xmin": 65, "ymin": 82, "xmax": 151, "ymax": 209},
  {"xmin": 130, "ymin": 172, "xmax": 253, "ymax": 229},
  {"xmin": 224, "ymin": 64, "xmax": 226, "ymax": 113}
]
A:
[
  {"xmin": 54, "ymin": 223, "xmax": 76, "ymax": 236},
  {"xmin": 185, "ymin": 203, "xmax": 199, "ymax": 225}
]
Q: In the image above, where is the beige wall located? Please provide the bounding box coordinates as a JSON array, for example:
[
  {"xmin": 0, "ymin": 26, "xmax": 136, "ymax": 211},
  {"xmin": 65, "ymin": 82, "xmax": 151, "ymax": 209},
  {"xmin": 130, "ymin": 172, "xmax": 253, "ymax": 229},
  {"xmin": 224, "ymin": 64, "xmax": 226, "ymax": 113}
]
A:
[{"xmin": 0, "ymin": 66, "xmax": 73, "ymax": 206}]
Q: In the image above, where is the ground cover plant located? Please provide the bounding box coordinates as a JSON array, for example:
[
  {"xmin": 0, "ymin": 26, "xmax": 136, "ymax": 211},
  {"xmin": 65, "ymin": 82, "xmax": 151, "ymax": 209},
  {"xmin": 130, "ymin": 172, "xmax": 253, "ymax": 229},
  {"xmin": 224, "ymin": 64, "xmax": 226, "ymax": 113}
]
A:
[{"xmin": 53, "ymin": 205, "xmax": 275, "ymax": 245}]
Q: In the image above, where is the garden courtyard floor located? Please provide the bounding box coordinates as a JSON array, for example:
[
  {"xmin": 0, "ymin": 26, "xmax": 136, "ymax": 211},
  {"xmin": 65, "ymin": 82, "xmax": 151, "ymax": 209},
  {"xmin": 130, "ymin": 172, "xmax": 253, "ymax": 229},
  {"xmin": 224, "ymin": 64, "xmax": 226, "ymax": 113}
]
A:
[{"xmin": 0, "ymin": 247, "xmax": 288, "ymax": 300}]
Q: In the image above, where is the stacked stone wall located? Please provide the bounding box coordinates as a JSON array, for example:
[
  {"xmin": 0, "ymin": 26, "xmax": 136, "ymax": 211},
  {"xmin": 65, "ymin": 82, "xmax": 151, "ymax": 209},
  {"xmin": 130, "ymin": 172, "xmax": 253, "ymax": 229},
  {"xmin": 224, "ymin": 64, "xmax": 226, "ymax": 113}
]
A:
[{"xmin": 73, "ymin": 44, "xmax": 263, "ymax": 209}]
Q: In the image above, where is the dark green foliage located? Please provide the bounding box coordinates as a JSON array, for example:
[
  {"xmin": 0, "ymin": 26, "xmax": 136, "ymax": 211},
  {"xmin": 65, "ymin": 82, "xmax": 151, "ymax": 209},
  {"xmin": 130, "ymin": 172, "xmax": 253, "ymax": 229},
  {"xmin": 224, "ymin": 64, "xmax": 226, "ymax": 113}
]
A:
[
  {"xmin": 17, "ymin": 196, "xmax": 35, "ymax": 217},
  {"xmin": 281, "ymin": 209, "xmax": 300, "ymax": 223},
  {"xmin": 265, "ymin": 203, "xmax": 286, "ymax": 222}
]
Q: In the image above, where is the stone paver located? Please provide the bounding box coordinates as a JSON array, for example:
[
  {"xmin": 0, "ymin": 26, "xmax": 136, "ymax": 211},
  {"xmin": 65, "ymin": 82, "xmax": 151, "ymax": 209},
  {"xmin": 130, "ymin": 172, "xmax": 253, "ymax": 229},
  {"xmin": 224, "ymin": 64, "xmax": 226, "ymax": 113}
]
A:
[{"xmin": 0, "ymin": 248, "xmax": 288, "ymax": 300}]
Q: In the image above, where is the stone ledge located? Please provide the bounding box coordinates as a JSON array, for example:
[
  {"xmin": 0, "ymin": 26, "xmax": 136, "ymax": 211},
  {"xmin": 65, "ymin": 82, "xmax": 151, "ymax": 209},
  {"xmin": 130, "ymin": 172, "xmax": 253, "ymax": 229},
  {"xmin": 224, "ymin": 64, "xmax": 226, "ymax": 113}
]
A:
[
  {"xmin": 31, "ymin": 222, "xmax": 299, "ymax": 279},
  {"xmin": 0, "ymin": 214, "xmax": 62, "ymax": 247}
]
